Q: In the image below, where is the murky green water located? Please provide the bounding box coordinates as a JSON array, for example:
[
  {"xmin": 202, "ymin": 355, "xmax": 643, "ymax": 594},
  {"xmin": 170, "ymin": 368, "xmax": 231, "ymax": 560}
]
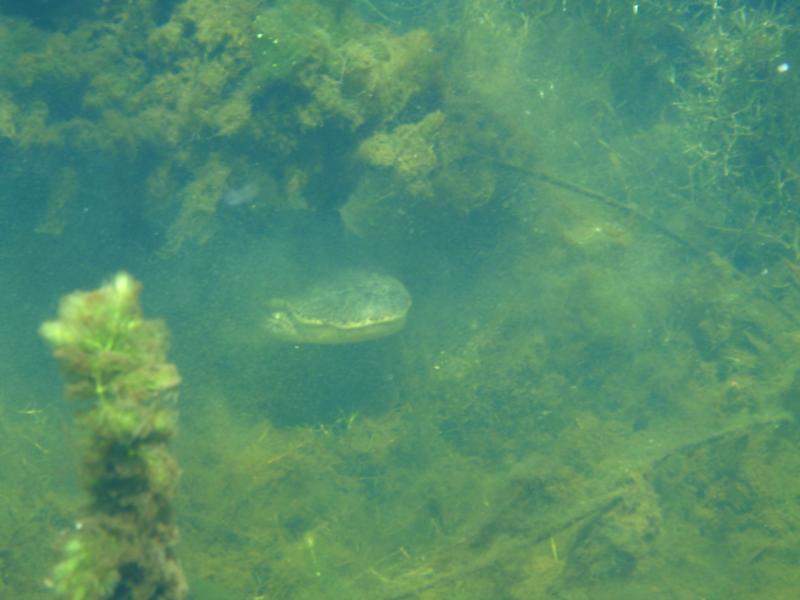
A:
[{"xmin": 2, "ymin": 1, "xmax": 800, "ymax": 598}]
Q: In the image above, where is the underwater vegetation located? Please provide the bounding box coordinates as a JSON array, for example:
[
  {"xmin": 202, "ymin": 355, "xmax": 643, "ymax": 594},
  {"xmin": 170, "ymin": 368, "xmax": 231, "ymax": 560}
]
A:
[
  {"xmin": 2, "ymin": 0, "xmax": 800, "ymax": 598},
  {"xmin": 39, "ymin": 273, "xmax": 186, "ymax": 599}
]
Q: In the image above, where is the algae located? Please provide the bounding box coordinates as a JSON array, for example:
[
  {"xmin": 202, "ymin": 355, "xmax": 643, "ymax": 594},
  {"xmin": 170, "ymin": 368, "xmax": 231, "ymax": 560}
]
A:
[
  {"xmin": 2, "ymin": 1, "xmax": 800, "ymax": 599},
  {"xmin": 40, "ymin": 273, "xmax": 186, "ymax": 599}
]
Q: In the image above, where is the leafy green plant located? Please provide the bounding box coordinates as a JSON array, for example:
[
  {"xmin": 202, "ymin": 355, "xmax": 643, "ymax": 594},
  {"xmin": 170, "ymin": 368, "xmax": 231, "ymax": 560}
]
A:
[{"xmin": 40, "ymin": 273, "xmax": 186, "ymax": 600}]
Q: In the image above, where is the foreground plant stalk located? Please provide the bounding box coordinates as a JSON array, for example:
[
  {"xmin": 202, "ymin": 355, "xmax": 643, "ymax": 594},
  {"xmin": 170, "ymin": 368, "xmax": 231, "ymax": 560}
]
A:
[{"xmin": 40, "ymin": 272, "xmax": 187, "ymax": 600}]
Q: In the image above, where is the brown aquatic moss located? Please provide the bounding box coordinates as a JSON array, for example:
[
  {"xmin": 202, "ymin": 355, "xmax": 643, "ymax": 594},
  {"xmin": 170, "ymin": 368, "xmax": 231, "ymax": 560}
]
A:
[{"xmin": 40, "ymin": 273, "xmax": 187, "ymax": 600}]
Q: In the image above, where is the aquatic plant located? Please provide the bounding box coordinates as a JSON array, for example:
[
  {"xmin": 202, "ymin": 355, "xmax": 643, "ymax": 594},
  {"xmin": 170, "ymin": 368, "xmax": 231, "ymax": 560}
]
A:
[{"xmin": 40, "ymin": 272, "xmax": 186, "ymax": 600}]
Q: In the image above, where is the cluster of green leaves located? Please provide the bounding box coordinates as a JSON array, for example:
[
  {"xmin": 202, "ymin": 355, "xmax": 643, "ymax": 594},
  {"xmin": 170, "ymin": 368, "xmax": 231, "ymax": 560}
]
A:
[{"xmin": 39, "ymin": 273, "xmax": 186, "ymax": 599}]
